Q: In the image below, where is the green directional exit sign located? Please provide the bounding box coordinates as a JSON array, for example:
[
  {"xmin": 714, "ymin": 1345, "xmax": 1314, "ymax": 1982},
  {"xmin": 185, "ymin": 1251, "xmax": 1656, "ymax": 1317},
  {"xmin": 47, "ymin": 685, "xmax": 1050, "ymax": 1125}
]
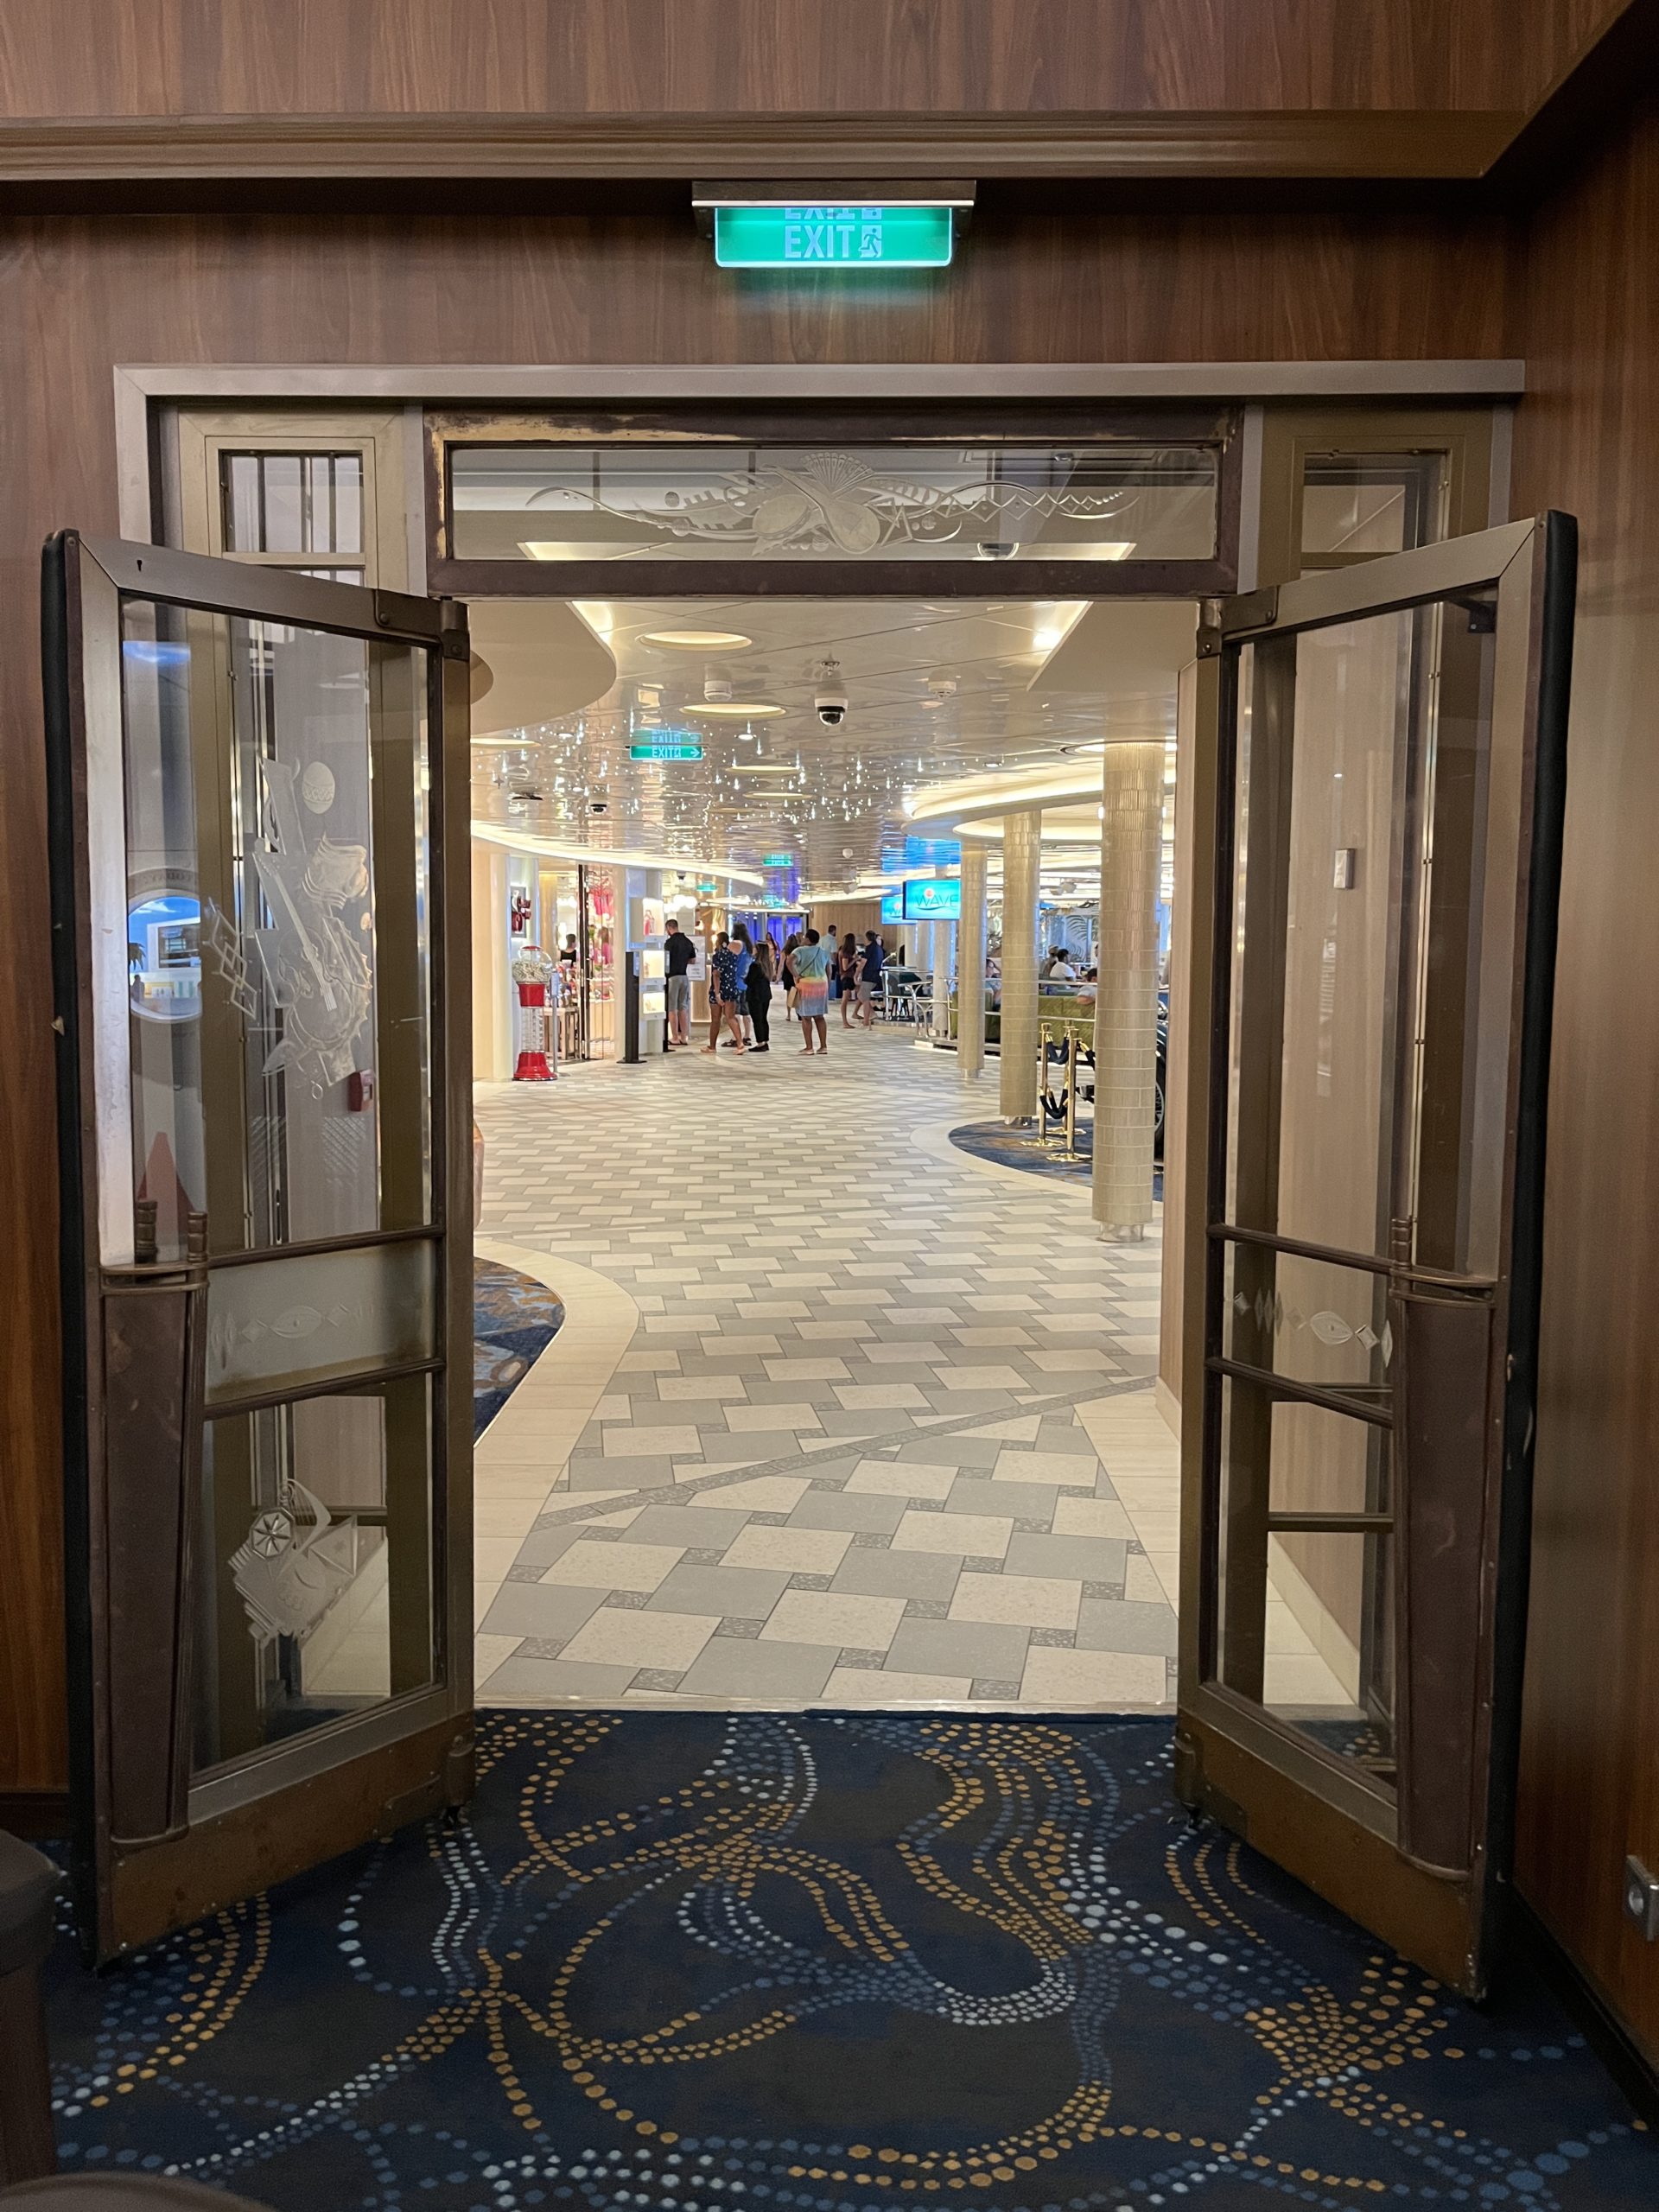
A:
[
  {"xmin": 629, "ymin": 735, "xmax": 703, "ymax": 762},
  {"xmin": 714, "ymin": 204, "xmax": 954, "ymax": 270}
]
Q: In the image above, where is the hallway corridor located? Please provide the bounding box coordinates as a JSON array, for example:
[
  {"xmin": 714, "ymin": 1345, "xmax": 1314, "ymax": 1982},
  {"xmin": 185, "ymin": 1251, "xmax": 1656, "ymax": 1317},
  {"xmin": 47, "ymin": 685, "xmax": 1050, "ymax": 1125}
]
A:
[{"xmin": 471, "ymin": 1026, "xmax": 1179, "ymax": 1711}]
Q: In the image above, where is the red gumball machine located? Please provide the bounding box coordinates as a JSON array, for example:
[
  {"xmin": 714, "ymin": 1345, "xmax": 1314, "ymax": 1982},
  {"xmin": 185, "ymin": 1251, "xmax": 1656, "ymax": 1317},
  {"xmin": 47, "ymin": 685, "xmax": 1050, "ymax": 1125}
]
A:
[{"xmin": 511, "ymin": 944, "xmax": 557, "ymax": 1081}]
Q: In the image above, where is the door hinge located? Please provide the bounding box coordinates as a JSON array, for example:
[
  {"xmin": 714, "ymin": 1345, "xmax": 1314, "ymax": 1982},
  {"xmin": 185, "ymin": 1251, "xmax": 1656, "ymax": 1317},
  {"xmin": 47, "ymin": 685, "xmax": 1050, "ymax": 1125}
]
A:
[
  {"xmin": 1196, "ymin": 600, "xmax": 1223, "ymax": 659},
  {"xmin": 438, "ymin": 598, "xmax": 472, "ymax": 661},
  {"xmin": 1223, "ymin": 584, "xmax": 1280, "ymax": 636}
]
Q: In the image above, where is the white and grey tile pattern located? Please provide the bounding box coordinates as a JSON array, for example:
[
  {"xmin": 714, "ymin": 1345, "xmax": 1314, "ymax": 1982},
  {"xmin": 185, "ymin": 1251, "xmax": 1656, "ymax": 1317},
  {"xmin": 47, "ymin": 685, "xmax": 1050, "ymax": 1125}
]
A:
[{"xmin": 474, "ymin": 1023, "xmax": 1179, "ymax": 1710}]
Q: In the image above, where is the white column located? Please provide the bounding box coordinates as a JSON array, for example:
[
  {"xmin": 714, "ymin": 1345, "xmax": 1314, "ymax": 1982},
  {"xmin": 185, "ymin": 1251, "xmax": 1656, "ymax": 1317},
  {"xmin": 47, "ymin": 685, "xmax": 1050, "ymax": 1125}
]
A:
[
  {"xmin": 998, "ymin": 808, "xmax": 1042, "ymax": 1124},
  {"xmin": 931, "ymin": 871, "xmax": 954, "ymax": 1040},
  {"xmin": 470, "ymin": 841, "xmax": 512, "ymax": 1082},
  {"xmin": 1092, "ymin": 743, "xmax": 1165, "ymax": 1237},
  {"xmin": 958, "ymin": 843, "xmax": 988, "ymax": 1079}
]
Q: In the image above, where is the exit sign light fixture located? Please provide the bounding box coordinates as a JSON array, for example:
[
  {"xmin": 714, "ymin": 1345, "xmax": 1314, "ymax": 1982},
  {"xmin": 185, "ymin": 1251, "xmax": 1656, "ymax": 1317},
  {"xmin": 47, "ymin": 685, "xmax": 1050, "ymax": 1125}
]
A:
[
  {"xmin": 629, "ymin": 734, "xmax": 704, "ymax": 762},
  {"xmin": 695, "ymin": 181, "xmax": 973, "ymax": 272}
]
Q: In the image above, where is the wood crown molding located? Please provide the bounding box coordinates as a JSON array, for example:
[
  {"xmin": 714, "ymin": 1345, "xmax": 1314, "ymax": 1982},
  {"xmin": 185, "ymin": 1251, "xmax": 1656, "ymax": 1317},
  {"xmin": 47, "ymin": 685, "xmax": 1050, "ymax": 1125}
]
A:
[{"xmin": 0, "ymin": 109, "xmax": 1526, "ymax": 186}]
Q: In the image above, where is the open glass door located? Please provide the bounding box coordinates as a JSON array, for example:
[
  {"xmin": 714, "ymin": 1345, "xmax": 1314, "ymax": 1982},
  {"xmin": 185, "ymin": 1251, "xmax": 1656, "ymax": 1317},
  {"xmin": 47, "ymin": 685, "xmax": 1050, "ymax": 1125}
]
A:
[
  {"xmin": 42, "ymin": 534, "xmax": 474, "ymax": 1965},
  {"xmin": 1175, "ymin": 514, "xmax": 1576, "ymax": 1998}
]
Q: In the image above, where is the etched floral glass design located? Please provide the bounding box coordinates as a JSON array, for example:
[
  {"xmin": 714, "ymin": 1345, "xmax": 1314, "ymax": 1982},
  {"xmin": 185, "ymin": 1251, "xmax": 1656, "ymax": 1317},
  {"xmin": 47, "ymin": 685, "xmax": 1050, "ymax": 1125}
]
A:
[{"xmin": 448, "ymin": 442, "xmax": 1219, "ymax": 563}]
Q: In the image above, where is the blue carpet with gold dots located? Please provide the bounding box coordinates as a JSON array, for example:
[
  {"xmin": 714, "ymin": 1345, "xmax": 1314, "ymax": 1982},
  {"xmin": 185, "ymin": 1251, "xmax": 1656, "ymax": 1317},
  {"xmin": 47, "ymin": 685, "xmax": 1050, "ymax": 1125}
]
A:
[
  {"xmin": 474, "ymin": 1261, "xmax": 564, "ymax": 1437},
  {"xmin": 43, "ymin": 1713, "xmax": 1655, "ymax": 2209}
]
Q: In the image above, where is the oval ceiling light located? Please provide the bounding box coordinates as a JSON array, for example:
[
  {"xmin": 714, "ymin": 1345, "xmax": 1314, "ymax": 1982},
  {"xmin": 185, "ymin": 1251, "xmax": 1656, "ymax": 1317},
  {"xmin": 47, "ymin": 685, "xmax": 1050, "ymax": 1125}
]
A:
[
  {"xmin": 643, "ymin": 628, "xmax": 754, "ymax": 652},
  {"xmin": 688, "ymin": 701, "xmax": 786, "ymax": 718}
]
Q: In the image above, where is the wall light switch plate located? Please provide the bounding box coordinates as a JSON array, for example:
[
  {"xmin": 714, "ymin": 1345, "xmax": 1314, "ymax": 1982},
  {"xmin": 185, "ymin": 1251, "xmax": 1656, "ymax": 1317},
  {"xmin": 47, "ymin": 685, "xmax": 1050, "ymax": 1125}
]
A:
[{"xmin": 1623, "ymin": 1854, "xmax": 1659, "ymax": 1939}]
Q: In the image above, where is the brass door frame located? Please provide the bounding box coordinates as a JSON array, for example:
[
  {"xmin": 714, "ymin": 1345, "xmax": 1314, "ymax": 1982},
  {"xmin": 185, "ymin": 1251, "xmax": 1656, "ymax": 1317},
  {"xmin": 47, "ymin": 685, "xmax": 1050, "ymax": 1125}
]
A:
[
  {"xmin": 43, "ymin": 534, "xmax": 476, "ymax": 1961},
  {"xmin": 1254, "ymin": 404, "xmax": 1499, "ymax": 592},
  {"xmin": 1173, "ymin": 515, "xmax": 1577, "ymax": 1996}
]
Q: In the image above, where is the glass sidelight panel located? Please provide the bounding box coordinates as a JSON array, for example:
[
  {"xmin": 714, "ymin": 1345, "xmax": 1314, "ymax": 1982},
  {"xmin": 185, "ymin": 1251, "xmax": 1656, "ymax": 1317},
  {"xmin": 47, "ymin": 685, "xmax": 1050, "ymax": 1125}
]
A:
[
  {"xmin": 1300, "ymin": 454, "xmax": 1446, "ymax": 571},
  {"xmin": 222, "ymin": 451, "xmax": 365, "ymax": 563},
  {"xmin": 1224, "ymin": 597, "xmax": 1501, "ymax": 1274},
  {"xmin": 193, "ymin": 1373, "xmax": 435, "ymax": 1772},
  {"xmin": 118, "ymin": 597, "xmax": 432, "ymax": 1262}
]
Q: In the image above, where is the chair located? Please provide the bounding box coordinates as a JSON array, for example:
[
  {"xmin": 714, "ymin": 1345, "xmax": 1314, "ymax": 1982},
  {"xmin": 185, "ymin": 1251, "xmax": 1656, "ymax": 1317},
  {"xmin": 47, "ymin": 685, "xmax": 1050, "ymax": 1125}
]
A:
[{"xmin": 0, "ymin": 1832, "xmax": 62, "ymax": 2186}]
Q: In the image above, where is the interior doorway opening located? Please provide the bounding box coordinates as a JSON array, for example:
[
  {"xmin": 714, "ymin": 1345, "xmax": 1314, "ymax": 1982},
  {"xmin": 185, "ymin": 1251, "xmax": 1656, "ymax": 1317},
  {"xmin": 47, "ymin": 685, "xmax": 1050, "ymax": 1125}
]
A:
[{"xmin": 463, "ymin": 587, "xmax": 1194, "ymax": 1717}]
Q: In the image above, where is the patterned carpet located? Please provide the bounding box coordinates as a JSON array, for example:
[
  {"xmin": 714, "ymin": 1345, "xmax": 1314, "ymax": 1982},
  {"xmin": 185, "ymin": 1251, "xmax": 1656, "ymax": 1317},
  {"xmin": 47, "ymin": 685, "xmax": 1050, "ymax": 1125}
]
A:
[
  {"xmin": 475, "ymin": 1260, "xmax": 565, "ymax": 1437},
  {"xmin": 43, "ymin": 1713, "xmax": 1654, "ymax": 2209},
  {"xmin": 949, "ymin": 1120, "xmax": 1163, "ymax": 1200}
]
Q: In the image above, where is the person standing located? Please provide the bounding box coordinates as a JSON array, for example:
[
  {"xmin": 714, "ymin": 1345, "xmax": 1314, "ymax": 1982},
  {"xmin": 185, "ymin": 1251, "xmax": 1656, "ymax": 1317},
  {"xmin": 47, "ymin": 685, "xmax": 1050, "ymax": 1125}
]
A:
[
  {"xmin": 836, "ymin": 931, "xmax": 861, "ymax": 1027},
  {"xmin": 663, "ymin": 917, "xmax": 696, "ymax": 1047},
  {"xmin": 781, "ymin": 931, "xmax": 802, "ymax": 1026},
  {"xmin": 745, "ymin": 930, "xmax": 774, "ymax": 1052},
  {"xmin": 729, "ymin": 924, "xmax": 756, "ymax": 1046},
  {"xmin": 701, "ymin": 931, "xmax": 747, "ymax": 1054},
  {"xmin": 791, "ymin": 927, "xmax": 831, "ymax": 1055},
  {"xmin": 855, "ymin": 930, "xmax": 885, "ymax": 1026}
]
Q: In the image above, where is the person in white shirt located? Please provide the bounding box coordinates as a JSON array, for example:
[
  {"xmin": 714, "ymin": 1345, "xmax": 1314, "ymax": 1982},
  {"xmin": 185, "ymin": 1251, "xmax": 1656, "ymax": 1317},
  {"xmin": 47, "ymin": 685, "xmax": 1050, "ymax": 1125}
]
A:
[{"xmin": 1044, "ymin": 944, "xmax": 1078, "ymax": 983}]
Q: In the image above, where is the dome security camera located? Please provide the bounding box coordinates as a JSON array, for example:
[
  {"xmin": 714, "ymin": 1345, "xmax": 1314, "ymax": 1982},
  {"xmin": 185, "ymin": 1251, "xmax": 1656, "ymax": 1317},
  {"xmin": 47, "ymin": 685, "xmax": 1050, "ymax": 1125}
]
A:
[{"xmin": 814, "ymin": 658, "xmax": 849, "ymax": 728}]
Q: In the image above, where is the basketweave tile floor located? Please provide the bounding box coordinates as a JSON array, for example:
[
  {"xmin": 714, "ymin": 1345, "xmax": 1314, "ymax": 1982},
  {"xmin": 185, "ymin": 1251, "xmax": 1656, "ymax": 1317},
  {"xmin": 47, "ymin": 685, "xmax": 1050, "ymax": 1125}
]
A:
[{"xmin": 472, "ymin": 1020, "xmax": 1339, "ymax": 1713}]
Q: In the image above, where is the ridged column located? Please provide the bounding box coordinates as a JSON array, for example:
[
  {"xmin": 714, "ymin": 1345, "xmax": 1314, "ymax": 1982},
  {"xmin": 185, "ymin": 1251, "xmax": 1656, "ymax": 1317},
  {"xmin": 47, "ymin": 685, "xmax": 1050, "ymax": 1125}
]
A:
[
  {"xmin": 957, "ymin": 843, "xmax": 988, "ymax": 1079},
  {"xmin": 1092, "ymin": 744, "xmax": 1165, "ymax": 1237},
  {"xmin": 998, "ymin": 808, "xmax": 1042, "ymax": 1123}
]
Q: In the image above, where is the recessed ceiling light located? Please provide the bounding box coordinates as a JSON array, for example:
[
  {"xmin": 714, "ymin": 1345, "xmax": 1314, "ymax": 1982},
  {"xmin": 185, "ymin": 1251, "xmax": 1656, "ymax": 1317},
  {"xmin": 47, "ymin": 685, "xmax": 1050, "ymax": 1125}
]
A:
[
  {"xmin": 731, "ymin": 763, "xmax": 799, "ymax": 774},
  {"xmin": 688, "ymin": 702, "xmax": 786, "ymax": 718},
  {"xmin": 643, "ymin": 629, "xmax": 754, "ymax": 651}
]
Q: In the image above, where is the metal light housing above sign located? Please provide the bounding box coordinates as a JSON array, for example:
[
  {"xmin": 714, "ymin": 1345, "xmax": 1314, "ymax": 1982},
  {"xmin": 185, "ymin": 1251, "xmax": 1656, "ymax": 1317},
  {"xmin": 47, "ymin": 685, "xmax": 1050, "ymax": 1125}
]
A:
[{"xmin": 693, "ymin": 179, "xmax": 974, "ymax": 272}]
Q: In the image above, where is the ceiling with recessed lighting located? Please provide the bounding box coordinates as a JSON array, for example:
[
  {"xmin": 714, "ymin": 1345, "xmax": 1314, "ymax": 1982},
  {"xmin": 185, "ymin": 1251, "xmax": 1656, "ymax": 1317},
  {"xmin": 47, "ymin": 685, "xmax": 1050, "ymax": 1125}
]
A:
[{"xmin": 467, "ymin": 595, "xmax": 1197, "ymax": 893}]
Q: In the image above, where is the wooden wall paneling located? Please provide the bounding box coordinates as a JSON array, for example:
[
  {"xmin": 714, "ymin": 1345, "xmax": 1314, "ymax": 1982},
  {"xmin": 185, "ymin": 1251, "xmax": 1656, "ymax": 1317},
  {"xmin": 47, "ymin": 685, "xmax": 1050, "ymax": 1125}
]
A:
[
  {"xmin": 1507, "ymin": 85, "xmax": 1659, "ymax": 2070},
  {"xmin": 0, "ymin": 201, "xmax": 1511, "ymax": 1794},
  {"xmin": 0, "ymin": 2, "xmax": 1634, "ymax": 125}
]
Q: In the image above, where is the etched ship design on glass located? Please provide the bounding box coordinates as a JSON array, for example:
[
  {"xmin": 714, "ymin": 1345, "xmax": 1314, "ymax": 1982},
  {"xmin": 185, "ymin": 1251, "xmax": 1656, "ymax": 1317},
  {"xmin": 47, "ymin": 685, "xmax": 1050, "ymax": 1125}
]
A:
[{"xmin": 229, "ymin": 1477, "xmax": 360, "ymax": 1647}]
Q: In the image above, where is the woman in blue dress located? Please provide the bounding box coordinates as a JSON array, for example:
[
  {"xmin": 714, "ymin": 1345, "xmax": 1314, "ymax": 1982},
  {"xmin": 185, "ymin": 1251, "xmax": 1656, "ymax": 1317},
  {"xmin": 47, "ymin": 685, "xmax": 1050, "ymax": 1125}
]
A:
[{"xmin": 701, "ymin": 931, "xmax": 747, "ymax": 1054}]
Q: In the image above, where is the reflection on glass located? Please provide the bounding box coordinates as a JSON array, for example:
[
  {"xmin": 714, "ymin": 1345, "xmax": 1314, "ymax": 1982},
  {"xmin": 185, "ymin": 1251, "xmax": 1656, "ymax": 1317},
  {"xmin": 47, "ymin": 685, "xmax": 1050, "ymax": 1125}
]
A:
[
  {"xmin": 448, "ymin": 442, "xmax": 1219, "ymax": 563},
  {"xmin": 222, "ymin": 451, "xmax": 364, "ymax": 557},
  {"xmin": 1224, "ymin": 602, "xmax": 1500, "ymax": 1273},
  {"xmin": 1215, "ymin": 1375, "xmax": 1395, "ymax": 1786},
  {"xmin": 1300, "ymin": 453, "xmax": 1444, "ymax": 572},
  {"xmin": 119, "ymin": 598, "xmax": 433, "ymax": 1259},
  {"xmin": 193, "ymin": 1375, "xmax": 433, "ymax": 1773}
]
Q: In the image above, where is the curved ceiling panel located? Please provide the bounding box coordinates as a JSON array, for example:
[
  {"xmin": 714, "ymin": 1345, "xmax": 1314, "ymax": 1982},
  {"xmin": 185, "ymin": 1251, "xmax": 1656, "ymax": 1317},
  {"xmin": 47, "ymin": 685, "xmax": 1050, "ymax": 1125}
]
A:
[{"xmin": 466, "ymin": 598, "xmax": 618, "ymax": 733}]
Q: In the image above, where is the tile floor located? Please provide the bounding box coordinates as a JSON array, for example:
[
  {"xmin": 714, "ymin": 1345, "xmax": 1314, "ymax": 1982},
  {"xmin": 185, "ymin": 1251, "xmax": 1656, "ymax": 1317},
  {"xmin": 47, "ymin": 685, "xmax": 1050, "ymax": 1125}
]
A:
[{"xmin": 473, "ymin": 1020, "xmax": 1344, "ymax": 1712}]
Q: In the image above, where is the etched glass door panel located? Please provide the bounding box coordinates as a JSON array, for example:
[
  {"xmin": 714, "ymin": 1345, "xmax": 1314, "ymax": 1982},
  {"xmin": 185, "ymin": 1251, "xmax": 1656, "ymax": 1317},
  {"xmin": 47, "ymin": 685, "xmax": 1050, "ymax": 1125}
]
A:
[
  {"xmin": 46, "ymin": 533, "xmax": 469, "ymax": 1962},
  {"xmin": 119, "ymin": 599, "xmax": 432, "ymax": 1262}
]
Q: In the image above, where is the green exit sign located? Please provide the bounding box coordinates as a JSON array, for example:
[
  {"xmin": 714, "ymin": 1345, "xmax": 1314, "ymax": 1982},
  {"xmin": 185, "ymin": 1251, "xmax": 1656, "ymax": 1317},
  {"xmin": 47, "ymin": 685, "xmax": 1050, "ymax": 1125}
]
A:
[
  {"xmin": 761, "ymin": 853, "xmax": 793, "ymax": 868},
  {"xmin": 629, "ymin": 737, "xmax": 704, "ymax": 762},
  {"xmin": 714, "ymin": 204, "xmax": 954, "ymax": 270}
]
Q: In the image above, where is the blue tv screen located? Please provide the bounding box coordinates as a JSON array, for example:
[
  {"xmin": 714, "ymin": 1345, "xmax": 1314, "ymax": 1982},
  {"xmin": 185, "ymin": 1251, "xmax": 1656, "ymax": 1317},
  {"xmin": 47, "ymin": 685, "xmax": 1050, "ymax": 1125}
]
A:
[{"xmin": 903, "ymin": 878, "xmax": 962, "ymax": 921}]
